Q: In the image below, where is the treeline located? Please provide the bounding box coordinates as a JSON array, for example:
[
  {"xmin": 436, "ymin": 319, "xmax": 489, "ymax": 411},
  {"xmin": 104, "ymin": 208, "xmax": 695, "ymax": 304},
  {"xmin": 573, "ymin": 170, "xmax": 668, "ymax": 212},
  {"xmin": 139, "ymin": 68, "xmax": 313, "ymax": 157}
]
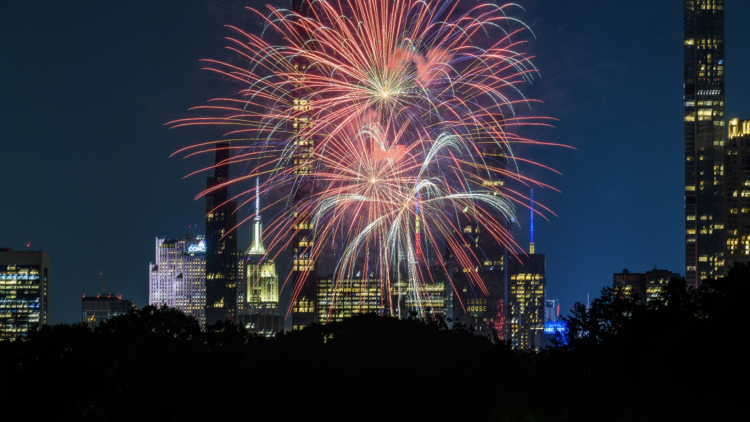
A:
[{"xmin": 1, "ymin": 264, "xmax": 748, "ymax": 421}]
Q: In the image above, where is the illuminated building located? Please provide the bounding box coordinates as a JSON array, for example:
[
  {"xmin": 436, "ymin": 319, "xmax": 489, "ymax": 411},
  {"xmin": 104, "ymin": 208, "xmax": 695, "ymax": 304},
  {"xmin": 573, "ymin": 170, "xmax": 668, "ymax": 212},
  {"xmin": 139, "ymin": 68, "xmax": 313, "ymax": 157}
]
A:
[
  {"xmin": 445, "ymin": 220, "xmax": 507, "ymax": 335},
  {"xmin": 508, "ymin": 256, "xmax": 546, "ymax": 349},
  {"xmin": 82, "ymin": 294, "xmax": 136, "ymax": 329},
  {"xmin": 613, "ymin": 268, "xmax": 680, "ymax": 305},
  {"xmin": 445, "ymin": 242, "xmax": 506, "ymax": 335},
  {"xmin": 683, "ymin": 0, "xmax": 726, "ymax": 287},
  {"xmin": 724, "ymin": 118, "xmax": 750, "ymax": 266},
  {"xmin": 237, "ymin": 178, "xmax": 283, "ymax": 336},
  {"xmin": 245, "ymin": 255, "xmax": 281, "ymax": 318},
  {"xmin": 402, "ymin": 278, "xmax": 447, "ymax": 320},
  {"xmin": 205, "ymin": 143, "xmax": 239, "ymax": 324},
  {"xmin": 613, "ymin": 269, "xmax": 647, "ymax": 305},
  {"xmin": 507, "ymin": 192, "xmax": 546, "ymax": 349},
  {"xmin": 645, "ymin": 269, "xmax": 680, "ymax": 303},
  {"xmin": 314, "ymin": 276, "xmax": 382, "ymax": 325},
  {"xmin": 0, "ymin": 249, "xmax": 49, "ymax": 340},
  {"xmin": 290, "ymin": 0, "xmax": 319, "ymax": 330},
  {"xmin": 149, "ymin": 235, "xmax": 206, "ymax": 327}
]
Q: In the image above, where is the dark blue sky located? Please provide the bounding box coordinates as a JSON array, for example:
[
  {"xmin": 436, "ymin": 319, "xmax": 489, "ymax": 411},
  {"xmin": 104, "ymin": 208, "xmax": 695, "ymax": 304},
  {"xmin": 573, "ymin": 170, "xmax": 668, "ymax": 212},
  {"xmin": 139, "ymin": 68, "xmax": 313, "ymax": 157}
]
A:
[{"xmin": 1, "ymin": 1, "xmax": 749, "ymax": 324}]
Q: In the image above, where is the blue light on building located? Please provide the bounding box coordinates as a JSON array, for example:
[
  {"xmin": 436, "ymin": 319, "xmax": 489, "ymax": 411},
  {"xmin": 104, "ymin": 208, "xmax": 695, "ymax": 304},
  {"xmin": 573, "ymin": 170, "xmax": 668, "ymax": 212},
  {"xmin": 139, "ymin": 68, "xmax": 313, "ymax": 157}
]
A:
[{"xmin": 543, "ymin": 321, "xmax": 567, "ymax": 335}]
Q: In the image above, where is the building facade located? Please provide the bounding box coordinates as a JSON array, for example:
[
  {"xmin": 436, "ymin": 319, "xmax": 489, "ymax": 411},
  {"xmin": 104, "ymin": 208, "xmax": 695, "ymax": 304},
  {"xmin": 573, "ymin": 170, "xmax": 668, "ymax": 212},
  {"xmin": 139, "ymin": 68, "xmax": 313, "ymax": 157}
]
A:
[
  {"xmin": 613, "ymin": 268, "xmax": 681, "ymax": 305},
  {"xmin": 149, "ymin": 235, "xmax": 206, "ymax": 327},
  {"xmin": 446, "ymin": 249, "xmax": 506, "ymax": 336},
  {"xmin": 82, "ymin": 294, "xmax": 136, "ymax": 329},
  {"xmin": 683, "ymin": 0, "xmax": 726, "ymax": 287},
  {"xmin": 0, "ymin": 250, "xmax": 49, "ymax": 340},
  {"xmin": 313, "ymin": 276, "xmax": 382, "ymax": 326},
  {"xmin": 724, "ymin": 118, "xmax": 750, "ymax": 266},
  {"xmin": 508, "ymin": 254, "xmax": 546, "ymax": 349},
  {"xmin": 205, "ymin": 143, "xmax": 239, "ymax": 324}
]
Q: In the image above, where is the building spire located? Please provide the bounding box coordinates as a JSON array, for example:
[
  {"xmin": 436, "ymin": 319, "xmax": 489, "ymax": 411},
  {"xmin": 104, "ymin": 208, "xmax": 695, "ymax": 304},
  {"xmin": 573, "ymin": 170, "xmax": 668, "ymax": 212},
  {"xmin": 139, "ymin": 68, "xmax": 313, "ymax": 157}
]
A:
[
  {"xmin": 530, "ymin": 189, "xmax": 535, "ymax": 255},
  {"xmin": 254, "ymin": 176, "xmax": 261, "ymax": 222},
  {"xmin": 249, "ymin": 176, "xmax": 266, "ymax": 255},
  {"xmin": 415, "ymin": 190, "xmax": 422, "ymax": 258}
]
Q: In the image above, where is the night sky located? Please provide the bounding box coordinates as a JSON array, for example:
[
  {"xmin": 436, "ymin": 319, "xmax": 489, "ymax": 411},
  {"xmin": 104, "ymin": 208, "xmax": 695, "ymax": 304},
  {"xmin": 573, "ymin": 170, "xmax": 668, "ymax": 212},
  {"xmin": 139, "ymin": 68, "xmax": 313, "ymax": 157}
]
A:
[{"xmin": 2, "ymin": 0, "xmax": 749, "ymax": 325}]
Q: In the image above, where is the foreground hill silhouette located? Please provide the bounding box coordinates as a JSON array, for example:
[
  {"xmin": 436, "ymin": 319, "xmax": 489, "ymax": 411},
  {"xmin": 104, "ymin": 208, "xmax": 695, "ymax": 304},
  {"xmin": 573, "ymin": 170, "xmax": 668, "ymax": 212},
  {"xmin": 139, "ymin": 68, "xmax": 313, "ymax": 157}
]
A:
[{"xmin": 2, "ymin": 264, "xmax": 748, "ymax": 421}]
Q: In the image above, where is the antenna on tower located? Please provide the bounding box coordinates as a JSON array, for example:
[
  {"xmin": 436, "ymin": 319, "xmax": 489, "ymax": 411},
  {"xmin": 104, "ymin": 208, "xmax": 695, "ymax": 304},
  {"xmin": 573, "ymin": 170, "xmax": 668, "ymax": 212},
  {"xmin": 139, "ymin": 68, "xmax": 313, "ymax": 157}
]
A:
[
  {"xmin": 254, "ymin": 176, "xmax": 261, "ymax": 221},
  {"xmin": 249, "ymin": 176, "xmax": 266, "ymax": 255},
  {"xmin": 530, "ymin": 189, "xmax": 535, "ymax": 254},
  {"xmin": 100, "ymin": 271, "xmax": 108, "ymax": 295},
  {"xmin": 415, "ymin": 189, "xmax": 422, "ymax": 258}
]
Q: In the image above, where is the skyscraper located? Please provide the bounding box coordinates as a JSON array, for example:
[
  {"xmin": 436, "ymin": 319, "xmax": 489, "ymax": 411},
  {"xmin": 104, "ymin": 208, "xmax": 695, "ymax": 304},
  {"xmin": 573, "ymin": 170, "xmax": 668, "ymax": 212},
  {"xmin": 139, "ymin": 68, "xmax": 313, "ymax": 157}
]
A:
[
  {"xmin": 290, "ymin": 0, "xmax": 319, "ymax": 329},
  {"xmin": 149, "ymin": 235, "xmax": 206, "ymax": 327},
  {"xmin": 445, "ymin": 147, "xmax": 509, "ymax": 336},
  {"xmin": 205, "ymin": 143, "xmax": 239, "ymax": 324},
  {"xmin": 0, "ymin": 249, "xmax": 49, "ymax": 340},
  {"xmin": 684, "ymin": 0, "xmax": 726, "ymax": 287},
  {"xmin": 724, "ymin": 118, "xmax": 750, "ymax": 266},
  {"xmin": 504, "ymin": 191, "xmax": 547, "ymax": 348},
  {"xmin": 238, "ymin": 177, "xmax": 282, "ymax": 336}
]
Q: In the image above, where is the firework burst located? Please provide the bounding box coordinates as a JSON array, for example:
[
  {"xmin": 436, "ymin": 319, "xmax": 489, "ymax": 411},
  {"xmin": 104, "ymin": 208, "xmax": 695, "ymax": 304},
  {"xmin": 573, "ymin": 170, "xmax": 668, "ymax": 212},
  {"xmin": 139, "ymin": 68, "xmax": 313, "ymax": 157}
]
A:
[{"xmin": 169, "ymin": 0, "xmax": 562, "ymax": 320}]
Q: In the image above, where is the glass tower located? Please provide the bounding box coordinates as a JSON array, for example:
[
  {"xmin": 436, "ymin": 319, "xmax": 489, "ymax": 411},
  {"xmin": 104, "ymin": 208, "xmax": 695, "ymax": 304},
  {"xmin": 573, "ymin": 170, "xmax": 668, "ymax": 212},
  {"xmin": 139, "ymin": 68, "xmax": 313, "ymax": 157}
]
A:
[
  {"xmin": 205, "ymin": 143, "xmax": 239, "ymax": 324},
  {"xmin": 290, "ymin": 0, "xmax": 319, "ymax": 330},
  {"xmin": 683, "ymin": 0, "xmax": 726, "ymax": 287}
]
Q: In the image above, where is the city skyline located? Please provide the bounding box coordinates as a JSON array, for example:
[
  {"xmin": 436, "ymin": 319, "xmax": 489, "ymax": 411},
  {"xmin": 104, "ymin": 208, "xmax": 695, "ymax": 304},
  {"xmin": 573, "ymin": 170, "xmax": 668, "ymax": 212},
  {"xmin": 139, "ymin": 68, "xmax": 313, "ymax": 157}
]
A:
[{"xmin": 2, "ymin": 0, "xmax": 750, "ymax": 325}]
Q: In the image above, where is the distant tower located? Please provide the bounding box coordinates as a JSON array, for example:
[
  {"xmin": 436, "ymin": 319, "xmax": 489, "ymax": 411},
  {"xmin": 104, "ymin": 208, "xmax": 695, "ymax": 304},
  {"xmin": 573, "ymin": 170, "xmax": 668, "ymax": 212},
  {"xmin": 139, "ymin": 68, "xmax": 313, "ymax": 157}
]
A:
[
  {"xmin": 530, "ymin": 189, "xmax": 535, "ymax": 255},
  {"xmin": 290, "ymin": 0, "xmax": 319, "ymax": 330},
  {"xmin": 683, "ymin": 0, "xmax": 726, "ymax": 287},
  {"xmin": 240, "ymin": 177, "xmax": 281, "ymax": 335},
  {"xmin": 205, "ymin": 143, "xmax": 239, "ymax": 324},
  {"xmin": 507, "ymin": 191, "xmax": 546, "ymax": 348}
]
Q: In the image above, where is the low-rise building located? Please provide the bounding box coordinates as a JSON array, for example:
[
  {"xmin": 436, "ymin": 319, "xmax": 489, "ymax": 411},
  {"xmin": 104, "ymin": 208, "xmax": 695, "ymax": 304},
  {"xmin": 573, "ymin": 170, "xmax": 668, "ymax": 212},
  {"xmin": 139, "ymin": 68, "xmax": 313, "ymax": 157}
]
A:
[{"xmin": 82, "ymin": 294, "xmax": 136, "ymax": 329}]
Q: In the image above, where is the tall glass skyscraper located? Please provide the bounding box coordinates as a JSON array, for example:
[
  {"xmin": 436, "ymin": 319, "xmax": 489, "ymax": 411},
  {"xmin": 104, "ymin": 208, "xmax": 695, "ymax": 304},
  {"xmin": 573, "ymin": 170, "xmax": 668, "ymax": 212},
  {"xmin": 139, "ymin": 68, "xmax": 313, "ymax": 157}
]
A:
[
  {"xmin": 205, "ymin": 143, "xmax": 239, "ymax": 324},
  {"xmin": 290, "ymin": 0, "xmax": 319, "ymax": 330},
  {"xmin": 684, "ymin": 0, "xmax": 726, "ymax": 287}
]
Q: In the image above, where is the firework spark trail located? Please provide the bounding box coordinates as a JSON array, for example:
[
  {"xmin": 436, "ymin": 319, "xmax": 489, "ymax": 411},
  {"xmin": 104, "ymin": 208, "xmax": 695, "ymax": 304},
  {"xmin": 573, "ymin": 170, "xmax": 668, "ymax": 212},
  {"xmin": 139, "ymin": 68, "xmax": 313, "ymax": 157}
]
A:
[{"xmin": 169, "ymin": 0, "xmax": 565, "ymax": 320}]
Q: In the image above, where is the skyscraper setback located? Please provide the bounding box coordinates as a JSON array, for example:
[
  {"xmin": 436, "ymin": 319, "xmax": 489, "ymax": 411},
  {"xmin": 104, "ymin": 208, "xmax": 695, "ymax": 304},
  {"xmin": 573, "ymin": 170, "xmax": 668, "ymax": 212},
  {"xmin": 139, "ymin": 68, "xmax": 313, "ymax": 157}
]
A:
[
  {"xmin": 724, "ymin": 119, "xmax": 750, "ymax": 265},
  {"xmin": 205, "ymin": 143, "xmax": 239, "ymax": 324},
  {"xmin": 684, "ymin": 0, "xmax": 726, "ymax": 287}
]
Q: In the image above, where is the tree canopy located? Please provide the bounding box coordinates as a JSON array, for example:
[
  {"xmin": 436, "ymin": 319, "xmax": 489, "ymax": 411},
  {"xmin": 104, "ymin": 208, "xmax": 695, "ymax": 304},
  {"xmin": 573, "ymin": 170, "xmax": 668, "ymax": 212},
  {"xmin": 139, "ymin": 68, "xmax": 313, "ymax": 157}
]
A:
[{"xmin": 1, "ymin": 264, "xmax": 748, "ymax": 421}]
